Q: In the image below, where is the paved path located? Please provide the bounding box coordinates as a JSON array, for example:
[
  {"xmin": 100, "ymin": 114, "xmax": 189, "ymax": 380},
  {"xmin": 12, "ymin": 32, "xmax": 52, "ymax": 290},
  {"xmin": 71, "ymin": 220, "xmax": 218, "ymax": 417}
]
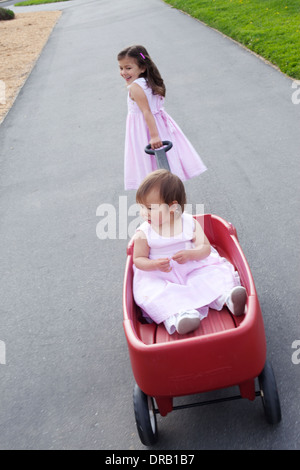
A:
[{"xmin": 0, "ymin": 0, "xmax": 299, "ymax": 450}]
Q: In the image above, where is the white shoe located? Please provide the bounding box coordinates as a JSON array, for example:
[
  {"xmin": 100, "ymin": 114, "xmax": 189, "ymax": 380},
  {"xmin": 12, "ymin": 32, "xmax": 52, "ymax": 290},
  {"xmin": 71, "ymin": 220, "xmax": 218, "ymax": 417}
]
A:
[
  {"xmin": 176, "ymin": 309, "xmax": 200, "ymax": 335},
  {"xmin": 226, "ymin": 286, "xmax": 247, "ymax": 316}
]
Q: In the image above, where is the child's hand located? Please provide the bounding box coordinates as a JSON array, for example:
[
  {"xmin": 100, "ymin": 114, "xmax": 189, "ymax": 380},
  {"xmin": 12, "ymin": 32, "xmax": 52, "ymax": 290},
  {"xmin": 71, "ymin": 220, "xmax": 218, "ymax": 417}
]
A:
[
  {"xmin": 172, "ymin": 250, "xmax": 191, "ymax": 264},
  {"xmin": 155, "ymin": 258, "xmax": 172, "ymax": 272},
  {"xmin": 150, "ymin": 136, "xmax": 163, "ymax": 150}
]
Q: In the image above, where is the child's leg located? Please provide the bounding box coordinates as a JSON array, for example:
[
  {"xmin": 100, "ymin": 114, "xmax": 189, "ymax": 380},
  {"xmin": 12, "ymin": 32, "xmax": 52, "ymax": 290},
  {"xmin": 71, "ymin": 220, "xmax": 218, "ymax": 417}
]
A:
[
  {"xmin": 208, "ymin": 286, "xmax": 247, "ymax": 316},
  {"xmin": 176, "ymin": 310, "xmax": 201, "ymax": 335},
  {"xmin": 164, "ymin": 308, "xmax": 208, "ymax": 335},
  {"xmin": 164, "ymin": 310, "xmax": 200, "ymax": 335},
  {"xmin": 163, "ymin": 314, "xmax": 178, "ymax": 335},
  {"xmin": 208, "ymin": 294, "xmax": 227, "ymax": 311}
]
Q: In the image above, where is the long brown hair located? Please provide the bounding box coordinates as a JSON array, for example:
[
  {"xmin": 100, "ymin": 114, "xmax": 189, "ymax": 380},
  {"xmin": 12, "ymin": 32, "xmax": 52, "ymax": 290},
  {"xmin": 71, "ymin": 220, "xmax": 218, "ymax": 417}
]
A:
[{"xmin": 117, "ymin": 45, "xmax": 166, "ymax": 97}]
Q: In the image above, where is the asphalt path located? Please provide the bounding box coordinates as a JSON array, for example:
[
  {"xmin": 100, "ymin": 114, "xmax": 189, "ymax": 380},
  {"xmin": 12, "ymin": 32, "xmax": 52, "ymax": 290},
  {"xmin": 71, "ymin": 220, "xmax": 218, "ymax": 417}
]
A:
[
  {"xmin": 0, "ymin": 0, "xmax": 299, "ymax": 450},
  {"xmin": 0, "ymin": 0, "xmax": 15, "ymax": 5}
]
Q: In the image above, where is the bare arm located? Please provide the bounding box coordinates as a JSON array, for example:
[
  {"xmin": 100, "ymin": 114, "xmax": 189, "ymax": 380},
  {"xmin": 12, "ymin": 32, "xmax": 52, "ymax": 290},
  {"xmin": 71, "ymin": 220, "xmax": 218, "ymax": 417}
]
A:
[
  {"xmin": 133, "ymin": 231, "xmax": 171, "ymax": 272},
  {"xmin": 172, "ymin": 219, "xmax": 211, "ymax": 264},
  {"xmin": 129, "ymin": 83, "xmax": 163, "ymax": 149}
]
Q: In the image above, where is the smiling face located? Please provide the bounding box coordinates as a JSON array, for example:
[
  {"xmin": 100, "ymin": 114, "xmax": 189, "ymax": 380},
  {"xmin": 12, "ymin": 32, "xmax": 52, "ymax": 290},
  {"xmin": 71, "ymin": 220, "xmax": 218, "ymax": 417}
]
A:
[{"xmin": 118, "ymin": 56, "xmax": 146, "ymax": 86}]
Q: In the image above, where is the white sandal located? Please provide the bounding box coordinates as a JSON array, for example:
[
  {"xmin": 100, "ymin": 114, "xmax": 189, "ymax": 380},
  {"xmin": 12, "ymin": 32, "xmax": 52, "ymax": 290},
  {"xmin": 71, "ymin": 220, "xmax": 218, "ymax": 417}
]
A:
[
  {"xmin": 176, "ymin": 310, "xmax": 200, "ymax": 335},
  {"xmin": 226, "ymin": 286, "xmax": 247, "ymax": 316}
]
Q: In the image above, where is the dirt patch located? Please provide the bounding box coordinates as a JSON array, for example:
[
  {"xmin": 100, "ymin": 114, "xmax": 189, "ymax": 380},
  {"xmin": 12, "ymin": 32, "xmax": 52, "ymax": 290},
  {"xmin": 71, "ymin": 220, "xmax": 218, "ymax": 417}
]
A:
[{"xmin": 0, "ymin": 11, "xmax": 62, "ymax": 124}]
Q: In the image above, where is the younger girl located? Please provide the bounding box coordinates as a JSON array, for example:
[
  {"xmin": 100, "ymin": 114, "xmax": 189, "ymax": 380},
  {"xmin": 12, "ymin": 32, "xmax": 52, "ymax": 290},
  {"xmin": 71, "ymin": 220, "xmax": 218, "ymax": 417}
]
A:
[
  {"xmin": 133, "ymin": 170, "xmax": 247, "ymax": 335},
  {"xmin": 117, "ymin": 45, "xmax": 207, "ymax": 190}
]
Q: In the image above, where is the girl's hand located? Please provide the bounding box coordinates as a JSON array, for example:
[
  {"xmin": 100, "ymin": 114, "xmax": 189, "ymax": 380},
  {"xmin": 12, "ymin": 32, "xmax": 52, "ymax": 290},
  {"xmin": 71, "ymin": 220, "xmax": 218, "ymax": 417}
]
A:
[
  {"xmin": 155, "ymin": 258, "xmax": 172, "ymax": 272},
  {"xmin": 150, "ymin": 136, "xmax": 163, "ymax": 150},
  {"xmin": 172, "ymin": 250, "xmax": 191, "ymax": 264}
]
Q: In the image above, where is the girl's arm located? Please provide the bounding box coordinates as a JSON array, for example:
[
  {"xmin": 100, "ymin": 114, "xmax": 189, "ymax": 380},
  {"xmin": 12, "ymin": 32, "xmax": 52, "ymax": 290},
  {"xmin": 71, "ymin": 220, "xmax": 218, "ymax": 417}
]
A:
[
  {"xmin": 129, "ymin": 83, "xmax": 163, "ymax": 150},
  {"xmin": 172, "ymin": 219, "xmax": 211, "ymax": 264},
  {"xmin": 133, "ymin": 231, "xmax": 171, "ymax": 272}
]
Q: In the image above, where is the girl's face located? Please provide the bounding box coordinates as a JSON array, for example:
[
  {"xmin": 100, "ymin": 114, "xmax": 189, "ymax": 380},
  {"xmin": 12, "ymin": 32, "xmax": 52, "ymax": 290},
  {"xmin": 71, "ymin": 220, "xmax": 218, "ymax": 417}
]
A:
[
  {"xmin": 139, "ymin": 188, "xmax": 176, "ymax": 228},
  {"xmin": 118, "ymin": 56, "xmax": 145, "ymax": 86}
]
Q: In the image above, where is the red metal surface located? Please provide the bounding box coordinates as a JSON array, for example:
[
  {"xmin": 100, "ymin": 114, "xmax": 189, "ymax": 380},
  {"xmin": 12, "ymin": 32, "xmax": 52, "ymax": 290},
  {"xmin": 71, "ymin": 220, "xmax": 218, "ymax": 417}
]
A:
[{"xmin": 123, "ymin": 214, "xmax": 266, "ymax": 416}]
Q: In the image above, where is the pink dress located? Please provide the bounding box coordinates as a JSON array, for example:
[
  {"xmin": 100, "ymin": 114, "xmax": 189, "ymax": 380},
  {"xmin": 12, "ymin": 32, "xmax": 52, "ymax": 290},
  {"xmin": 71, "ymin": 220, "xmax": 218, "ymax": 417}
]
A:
[
  {"xmin": 124, "ymin": 78, "xmax": 207, "ymax": 190},
  {"xmin": 133, "ymin": 213, "xmax": 241, "ymax": 324}
]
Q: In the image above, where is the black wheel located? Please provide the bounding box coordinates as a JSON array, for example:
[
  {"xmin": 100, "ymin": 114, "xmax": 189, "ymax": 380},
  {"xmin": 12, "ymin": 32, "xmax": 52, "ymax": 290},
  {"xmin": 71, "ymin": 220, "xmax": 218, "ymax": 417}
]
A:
[
  {"xmin": 258, "ymin": 360, "xmax": 282, "ymax": 424},
  {"xmin": 133, "ymin": 384, "xmax": 158, "ymax": 445}
]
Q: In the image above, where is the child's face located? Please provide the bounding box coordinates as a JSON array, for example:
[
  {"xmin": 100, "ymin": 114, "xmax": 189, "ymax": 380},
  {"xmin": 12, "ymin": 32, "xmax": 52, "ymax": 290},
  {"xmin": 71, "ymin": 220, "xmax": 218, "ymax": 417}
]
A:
[
  {"xmin": 139, "ymin": 188, "xmax": 175, "ymax": 228},
  {"xmin": 118, "ymin": 57, "xmax": 145, "ymax": 86}
]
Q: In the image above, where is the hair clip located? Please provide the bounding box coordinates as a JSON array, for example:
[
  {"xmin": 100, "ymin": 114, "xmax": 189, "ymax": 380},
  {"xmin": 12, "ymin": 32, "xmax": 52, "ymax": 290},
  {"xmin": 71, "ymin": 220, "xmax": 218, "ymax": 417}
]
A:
[{"xmin": 140, "ymin": 53, "xmax": 146, "ymax": 60}]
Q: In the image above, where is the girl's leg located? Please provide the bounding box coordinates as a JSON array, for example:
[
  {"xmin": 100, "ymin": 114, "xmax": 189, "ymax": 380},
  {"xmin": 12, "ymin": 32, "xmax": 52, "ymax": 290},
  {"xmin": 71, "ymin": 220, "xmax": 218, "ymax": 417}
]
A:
[
  {"xmin": 208, "ymin": 294, "xmax": 227, "ymax": 311},
  {"xmin": 208, "ymin": 286, "xmax": 247, "ymax": 316},
  {"xmin": 176, "ymin": 310, "xmax": 201, "ymax": 335},
  {"xmin": 164, "ymin": 308, "xmax": 208, "ymax": 335},
  {"xmin": 163, "ymin": 314, "xmax": 178, "ymax": 335}
]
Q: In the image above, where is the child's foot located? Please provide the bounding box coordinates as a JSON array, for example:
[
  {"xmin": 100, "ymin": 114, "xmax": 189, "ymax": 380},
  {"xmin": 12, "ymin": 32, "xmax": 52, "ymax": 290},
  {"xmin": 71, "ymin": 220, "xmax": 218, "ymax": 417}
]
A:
[
  {"xmin": 226, "ymin": 286, "xmax": 247, "ymax": 316},
  {"xmin": 176, "ymin": 309, "xmax": 200, "ymax": 335}
]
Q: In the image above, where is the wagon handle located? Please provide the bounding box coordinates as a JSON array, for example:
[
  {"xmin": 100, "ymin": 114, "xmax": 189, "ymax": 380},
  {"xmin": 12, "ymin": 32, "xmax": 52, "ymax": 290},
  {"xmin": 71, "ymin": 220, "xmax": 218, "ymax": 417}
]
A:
[
  {"xmin": 144, "ymin": 141, "xmax": 173, "ymax": 171},
  {"xmin": 144, "ymin": 141, "xmax": 173, "ymax": 155}
]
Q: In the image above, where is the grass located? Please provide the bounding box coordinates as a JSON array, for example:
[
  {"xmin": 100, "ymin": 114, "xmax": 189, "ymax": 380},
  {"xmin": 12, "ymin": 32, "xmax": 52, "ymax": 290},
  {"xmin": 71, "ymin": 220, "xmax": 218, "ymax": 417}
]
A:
[
  {"xmin": 164, "ymin": 0, "xmax": 300, "ymax": 79},
  {"xmin": 15, "ymin": 0, "xmax": 71, "ymax": 5}
]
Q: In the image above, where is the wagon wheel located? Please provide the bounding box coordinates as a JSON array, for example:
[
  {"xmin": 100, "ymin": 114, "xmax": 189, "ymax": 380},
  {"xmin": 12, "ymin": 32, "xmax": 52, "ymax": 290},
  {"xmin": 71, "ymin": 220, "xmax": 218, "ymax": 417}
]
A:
[
  {"xmin": 258, "ymin": 360, "xmax": 282, "ymax": 424},
  {"xmin": 133, "ymin": 384, "xmax": 158, "ymax": 445}
]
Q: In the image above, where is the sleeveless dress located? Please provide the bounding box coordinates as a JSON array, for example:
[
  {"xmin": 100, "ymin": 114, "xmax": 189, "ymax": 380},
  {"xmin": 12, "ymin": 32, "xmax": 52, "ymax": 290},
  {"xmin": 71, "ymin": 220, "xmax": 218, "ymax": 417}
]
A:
[
  {"xmin": 133, "ymin": 213, "xmax": 241, "ymax": 324},
  {"xmin": 124, "ymin": 78, "xmax": 207, "ymax": 190}
]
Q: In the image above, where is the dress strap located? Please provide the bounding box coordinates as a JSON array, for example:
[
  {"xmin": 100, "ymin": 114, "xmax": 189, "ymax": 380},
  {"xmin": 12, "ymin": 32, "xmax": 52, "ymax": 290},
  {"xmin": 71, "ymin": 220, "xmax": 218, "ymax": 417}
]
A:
[
  {"xmin": 130, "ymin": 77, "xmax": 148, "ymax": 90},
  {"xmin": 182, "ymin": 213, "xmax": 195, "ymax": 240},
  {"xmin": 135, "ymin": 221, "xmax": 150, "ymax": 240}
]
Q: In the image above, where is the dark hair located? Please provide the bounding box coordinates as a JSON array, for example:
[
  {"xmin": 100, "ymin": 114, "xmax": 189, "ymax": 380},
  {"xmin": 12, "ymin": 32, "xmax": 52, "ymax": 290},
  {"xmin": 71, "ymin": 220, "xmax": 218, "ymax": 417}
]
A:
[
  {"xmin": 136, "ymin": 170, "xmax": 186, "ymax": 211},
  {"xmin": 117, "ymin": 45, "xmax": 166, "ymax": 97}
]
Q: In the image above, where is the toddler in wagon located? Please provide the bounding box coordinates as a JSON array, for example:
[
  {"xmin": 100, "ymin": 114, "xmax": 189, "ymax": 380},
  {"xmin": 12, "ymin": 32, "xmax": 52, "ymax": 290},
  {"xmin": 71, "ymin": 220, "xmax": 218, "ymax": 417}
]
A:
[{"xmin": 133, "ymin": 170, "xmax": 247, "ymax": 335}]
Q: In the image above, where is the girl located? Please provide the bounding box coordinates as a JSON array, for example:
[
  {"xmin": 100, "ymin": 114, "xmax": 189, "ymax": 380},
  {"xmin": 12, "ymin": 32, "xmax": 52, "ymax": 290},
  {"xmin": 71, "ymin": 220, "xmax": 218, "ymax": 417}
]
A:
[
  {"xmin": 117, "ymin": 45, "xmax": 207, "ymax": 190},
  {"xmin": 133, "ymin": 170, "xmax": 247, "ymax": 335}
]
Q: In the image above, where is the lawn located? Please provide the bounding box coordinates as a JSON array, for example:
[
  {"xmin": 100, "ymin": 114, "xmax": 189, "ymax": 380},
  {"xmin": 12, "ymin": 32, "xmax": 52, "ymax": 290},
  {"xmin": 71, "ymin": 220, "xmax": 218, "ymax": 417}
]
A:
[
  {"xmin": 164, "ymin": 0, "xmax": 300, "ymax": 79},
  {"xmin": 15, "ymin": 0, "xmax": 70, "ymax": 5}
]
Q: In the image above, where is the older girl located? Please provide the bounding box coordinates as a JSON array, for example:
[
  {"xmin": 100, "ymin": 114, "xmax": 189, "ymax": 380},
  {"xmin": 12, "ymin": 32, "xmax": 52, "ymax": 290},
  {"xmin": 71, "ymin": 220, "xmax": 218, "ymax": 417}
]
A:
[{"xmin": 118, "ymin": 45, "xmax": 207, "ymax": 190}]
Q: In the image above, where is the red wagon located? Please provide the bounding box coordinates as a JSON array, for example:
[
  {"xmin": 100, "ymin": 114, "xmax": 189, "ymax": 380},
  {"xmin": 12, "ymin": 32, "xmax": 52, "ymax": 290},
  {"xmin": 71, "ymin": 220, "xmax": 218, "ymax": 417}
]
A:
[{"xmin": 122, "ymin": 144, "xmax": 281, "ymax": 445}]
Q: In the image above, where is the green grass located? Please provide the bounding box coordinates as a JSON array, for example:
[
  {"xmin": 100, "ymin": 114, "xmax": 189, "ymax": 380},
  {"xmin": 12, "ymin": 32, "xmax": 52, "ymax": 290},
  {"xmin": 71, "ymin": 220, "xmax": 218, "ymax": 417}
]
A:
[
  {"xmin": 15, "ymin": 0, "xmax": 71, "ymax": 5},
  {"xmin": 164, "ymin": 0, "xmax": 300, "ymax": 79}
]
